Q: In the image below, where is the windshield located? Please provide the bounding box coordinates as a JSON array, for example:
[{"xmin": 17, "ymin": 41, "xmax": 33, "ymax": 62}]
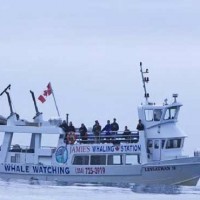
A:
[
  {"xmin": 145, "ymin": 109, "xmax": 162, "ymax": 121},
  {"xmin": 164, "ymin": 107, "xmax": 177, "ymax": 120}
]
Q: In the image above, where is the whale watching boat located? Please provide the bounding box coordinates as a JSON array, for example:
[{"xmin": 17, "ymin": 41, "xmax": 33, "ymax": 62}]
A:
[{"xmin": 0, "ymin": 62, "xmax": 200, "ymax": 186}]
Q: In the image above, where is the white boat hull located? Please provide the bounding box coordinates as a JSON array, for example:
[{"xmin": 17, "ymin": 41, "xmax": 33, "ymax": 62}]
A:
[{"xmin": 0, "ymin": 159, "xmax": 200, "ymax": 186}]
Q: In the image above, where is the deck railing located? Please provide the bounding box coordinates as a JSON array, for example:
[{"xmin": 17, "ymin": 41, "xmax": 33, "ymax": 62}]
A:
[
  {"xmin": 7, "ymin": 131, "xmax": 141, "ymax": 153},
  {"xmin": 8, "ymin": 145, "xmax": 56, "ymax": 153},
  {"xmin": 63, "ymin": 131, "xmax": 140, "ymax": 144}
]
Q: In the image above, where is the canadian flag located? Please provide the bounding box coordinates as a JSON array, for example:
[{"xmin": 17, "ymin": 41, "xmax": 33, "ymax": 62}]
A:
[{"xmin": 38, "ymin": 82, "xmax": 52, "ymax": 103}]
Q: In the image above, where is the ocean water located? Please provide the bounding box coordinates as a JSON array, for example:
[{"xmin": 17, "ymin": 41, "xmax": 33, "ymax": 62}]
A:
[{"xmin": 0, "ymin": 180, "xmax": 199, "ymax": 200}]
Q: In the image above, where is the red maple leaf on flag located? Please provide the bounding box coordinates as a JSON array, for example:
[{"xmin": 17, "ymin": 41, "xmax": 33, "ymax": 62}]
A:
[
  {"xmin": 43, "ymin": 83, "xmax": 52, "ymax": 96},
  {"xmin": 115, "ymin": 146, "xmax": 120, "ymax": 151},
  {"xmin": 38, "ymin": 82, "xmax": 52, "ymax": 103}
]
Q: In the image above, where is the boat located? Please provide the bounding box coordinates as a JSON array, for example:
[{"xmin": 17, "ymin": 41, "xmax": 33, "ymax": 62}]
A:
[{"xmin": 0, "ymin": 62, "xmax": 200, "ymax": 186}]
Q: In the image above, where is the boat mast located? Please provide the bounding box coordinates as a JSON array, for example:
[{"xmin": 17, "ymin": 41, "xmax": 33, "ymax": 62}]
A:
[
  {"xmin": 5, "ymin": 92, "xmax": 14, "ymax": 115},
  {"xmin": 0, "ymin": 84, "xmax": 14, "ymax": 115},
  {"xmin": 0, "ymin": 84, "xmax": 11, "ymax": 96},
  {"xmin": 30, "ymin": 90, "xmax": 41, "ymax": 116},
  {"xmin": 140, "ymin": 62, "xmax": 150, "ymax": 103}
]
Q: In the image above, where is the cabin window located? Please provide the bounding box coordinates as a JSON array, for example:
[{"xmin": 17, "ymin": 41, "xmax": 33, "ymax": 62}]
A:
[
  {"xmin": 147, "ymin": 140, "xmax": 153, "ymax": 148},
  {"xmin": 11, "ymin": 155, "xmax": 16, "ymax": 163},
  {"xmin": 145, "ymin": 109, "xmax": 162, "ymax": 121},
  {"xmin": 107, "ymin": 155, "xmax": 123, "ymax": 165},
  {"xmin": 73, "ymin": 155, "xmax": 89, "ymax": 165},
  {"xmin": 147, "ymin": 140, "xmax": 153, "ymax": 154},
  {"xmin": 161, "ymin": 140, "xmax": 166, "ymax": 149},
  {"xmin": 154, "ymin": 140, "xmax": 160, "ymax": 149},
  {"xmin": 90, "ymin": 155, "xmax": 106, "ymax": 165},
  {"xmin": 166, "ymin": 139, "xmax": 182, "ymax": 149},
  {"xmin": 11, "ymin": 154, "xmax": 20, "ymax": 163},
  {"xmin": 153, "ymin": 109, "xmax": 162, "ymax": 121},
  {"xmin": 126, "ymin": 154, "xmax": 140, "ymax": 165},
  {"xmin": 145, "ymin": 110, "xmax": 153, "ymax": 121},
  {"xmin": 164, "ymin": 107, "xmax": 177, "ymax": 120}
]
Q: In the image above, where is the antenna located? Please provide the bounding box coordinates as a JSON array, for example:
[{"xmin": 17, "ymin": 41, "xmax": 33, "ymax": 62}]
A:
[{"xmin": 140, "ymin": 62, "xmax": 150, "ymax": 102}]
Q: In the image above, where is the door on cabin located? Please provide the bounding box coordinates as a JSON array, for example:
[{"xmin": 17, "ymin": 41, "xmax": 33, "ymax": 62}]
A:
[{"xmin": 152, "ymin": 139, "xmax": 161, "ymax": 161}]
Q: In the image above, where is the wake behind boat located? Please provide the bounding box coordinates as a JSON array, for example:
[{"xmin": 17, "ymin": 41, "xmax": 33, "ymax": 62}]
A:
[{"xmin": 0, "ymin": 62, "xmax": 200, "ymax": 186}]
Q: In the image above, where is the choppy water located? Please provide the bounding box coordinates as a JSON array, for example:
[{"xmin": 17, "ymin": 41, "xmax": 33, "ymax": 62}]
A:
[{"xmin": 0, "ymin": 180, "xmax": 200, "ymax": 200}]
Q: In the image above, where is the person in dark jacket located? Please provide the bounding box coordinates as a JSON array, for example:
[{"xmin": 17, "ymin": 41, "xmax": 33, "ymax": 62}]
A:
[
  {"xmin": 60, "ymin": 120, "xmax": 69, "ymax": 132},
  {"xmin": 102, "ymin": 120, "xmax": 112, "ymax": 141},
  {"xmin": 92, "ymin": 120, "xmax": 101, "ymax": 143},
  {"xmin": 79, "ymin": 123, "xmax": 88, "ymax": 143},
  {"xmin": 111, "ymin": 118, "xmax": 119, "ymax": 135},
  {"xmin": 123, "ymin": 126, "xmax": 131, "ymax": 141},
  {"xmin": 60, "ymin": 120, "xmax": 69, "ymax": 144},
  {"xmin": 68, "ymin": 121, "xmax": 75, "ymax": 132},
  {"xmin": 136, "ymin": 119, "xmax": 144, "ymax": 131}
]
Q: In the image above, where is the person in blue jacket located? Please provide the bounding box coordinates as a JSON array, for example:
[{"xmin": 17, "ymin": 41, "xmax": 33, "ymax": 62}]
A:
[{"xmin": 102, "ymin": 120, "xmax": 112, "ymax": 141}]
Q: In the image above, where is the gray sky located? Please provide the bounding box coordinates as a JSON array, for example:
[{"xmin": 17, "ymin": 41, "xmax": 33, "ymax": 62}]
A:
[{"xmin": 0, "ymin": 0, "xmax": 200, "ymax": 153}]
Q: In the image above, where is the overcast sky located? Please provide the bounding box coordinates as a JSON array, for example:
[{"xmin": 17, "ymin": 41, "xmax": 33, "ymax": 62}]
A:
[{"xmin": 0, "ymin": 0, "xmax": 200, "ymax": 153}]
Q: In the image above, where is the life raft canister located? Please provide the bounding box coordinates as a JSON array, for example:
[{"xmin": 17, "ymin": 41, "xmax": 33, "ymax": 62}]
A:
[{"xmin": 67, "ymin": 132, "xmax": 76, "ymax": 144}]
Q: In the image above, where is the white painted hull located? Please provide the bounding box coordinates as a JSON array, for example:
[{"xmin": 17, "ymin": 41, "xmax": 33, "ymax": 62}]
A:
[{"xmin": 0, "ymin": 160, "xmax": 200, "ymax": 186}]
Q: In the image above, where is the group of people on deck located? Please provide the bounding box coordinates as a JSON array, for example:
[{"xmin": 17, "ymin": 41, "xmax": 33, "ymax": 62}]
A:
[
  {"xmin": 92, "ymin": 118, "xmax": 119, "ymax": 143},
  {"xmin": 60, "ymin": 118, "xmax": 144, "ymax": 144}
]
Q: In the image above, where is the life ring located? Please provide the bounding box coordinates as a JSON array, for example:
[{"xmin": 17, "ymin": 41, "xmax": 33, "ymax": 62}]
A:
[{"xmin": 67, "ymin": 132, "xmax": 76, "ymax": 144}]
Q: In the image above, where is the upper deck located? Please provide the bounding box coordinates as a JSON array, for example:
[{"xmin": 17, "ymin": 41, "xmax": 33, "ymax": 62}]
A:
[{"xmin": 0, "ymin": 115, "xmax": 148, "ymax": 166}]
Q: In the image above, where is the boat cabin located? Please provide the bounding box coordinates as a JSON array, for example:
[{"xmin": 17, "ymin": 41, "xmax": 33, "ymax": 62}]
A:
[{"xmin": 139, "ymin": 100, "xmax": 186, "ymax": 162}]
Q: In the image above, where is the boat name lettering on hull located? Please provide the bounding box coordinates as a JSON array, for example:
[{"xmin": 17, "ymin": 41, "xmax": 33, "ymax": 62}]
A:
[
  {"xmin": 4, "ymin": 164, "xmax": 70, "ymax": 175},
  {"xmin": 121, "ymin": 145, "xmax": 141, "ymax": 152},
  {"xmin": 70, "ymin": 144, "xmax": 142, "ymax": 154},
  {"xmin": 144, "ymin": 166, "xmax": 176, "ymax": 172},
  {"xmin": 92, "ymin": 146, "xmax": 115, "ymax": 153},
  {"xmin": 70, "ymin": 146, "xmax": 90, "ymax": 153},
  {"xmin": 91, "ymin": 145, "xmax": 141, "ymax": 153}
]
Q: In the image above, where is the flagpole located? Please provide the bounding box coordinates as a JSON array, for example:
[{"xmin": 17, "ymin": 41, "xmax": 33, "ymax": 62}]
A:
[{"xmin": 49, "ymin": 82, "xmax": 61, "ymax": 117}]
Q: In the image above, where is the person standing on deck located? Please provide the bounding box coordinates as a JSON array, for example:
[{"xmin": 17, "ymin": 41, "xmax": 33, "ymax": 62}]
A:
[
  {"xmin": 136, "ymin": 119, "xmax": 144, "ymax": 131},
  {"xmin": 111, "ymin": 118, "xmax": 119, "ymax": 136},
  {"xmin": 92, "ymin": 120, "xmax": 101, "ymax": 143},
  {"xmin": 60, "ymin": 120, "xmax": 69, "ymax": 132},
  {"xmin": 66, "ymin": 121, "xmax": 76, "ymax": 144},
  {"xmin": 79, "ymin": 123, "xmax": 88, "ymax": 143},
  {"xmin": 102, "ymin": 120, "xmax": 112, "ymax": 141},
  {"xmin": 60, "ymin": 120, "xmax": 69, "ymax": 143},
  {"xmin": 123, "ymin": 126, "xmax": 131, "ymax": 141},
  {"xmin": 68, "ymin": 121, "xmax": 75, "ymax": 132}
]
